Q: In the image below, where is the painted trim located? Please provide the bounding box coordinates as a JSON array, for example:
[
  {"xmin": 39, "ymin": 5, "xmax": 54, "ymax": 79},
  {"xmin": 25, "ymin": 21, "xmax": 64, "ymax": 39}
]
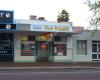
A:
[
  {"xmin": 53, "ymin": 59, "xmax": 72, "ymax": 62},
  {"xmin": 14, "ymin": 60, "xmax": 36, "ymax": 62}
]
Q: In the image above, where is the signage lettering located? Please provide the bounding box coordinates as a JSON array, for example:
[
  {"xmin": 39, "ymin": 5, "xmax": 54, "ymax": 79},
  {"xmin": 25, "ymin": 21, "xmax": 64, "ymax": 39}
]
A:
[
  {"xmin": 32, "ymin": 25, "xmax": 42, "ymax": 30},
  {"xmin": 0, "ymin": 10, "xmax": 15, "ymax": 30},
  {"xmin": 0, "ymin": 51, "xmax": 7, "ymax": 53},
  {"xmin": 0, "ymin": 24, "xmax": 16, "ymax": 29},
  {"xmin": 0, "ymin": 13, "xmax": 4, "ymax": 18},
  {"xmin": 44, "ymin": 26, "xmax": 53, "ymax": 30},
  {"xmin": 0, "ymin": 10, "xmax": 13, "ymax": 23},
  {"xmin": 31, "ymin": 25, "xmax": 70, "ymax": 32},
  {"xmin": 44, "ymin": 26, "xmax": 68, "ymax": 32},
  {"xmin": 0, "ymin": 39, "xmax": 11, "ymax": 54},
  {"xmin": 0, "ymin": 12, "xmax": 10, "ymax": 18},
  {"xmin": 54, "ymin": 27, "xmax": 68, "ymax": 31}
]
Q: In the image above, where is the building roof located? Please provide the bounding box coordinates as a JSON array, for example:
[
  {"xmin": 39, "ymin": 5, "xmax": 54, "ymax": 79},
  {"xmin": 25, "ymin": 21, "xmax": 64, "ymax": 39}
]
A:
[{"xmin": 15, "ymin": 19, "xmax": 72, "ymax": 27}]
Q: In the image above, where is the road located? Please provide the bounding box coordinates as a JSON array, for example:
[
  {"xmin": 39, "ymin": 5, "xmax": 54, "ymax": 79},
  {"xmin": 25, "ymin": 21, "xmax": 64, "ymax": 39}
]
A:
[{"xmin": 0, "ymin": 70, "xmax": 100, "ymax": 80}]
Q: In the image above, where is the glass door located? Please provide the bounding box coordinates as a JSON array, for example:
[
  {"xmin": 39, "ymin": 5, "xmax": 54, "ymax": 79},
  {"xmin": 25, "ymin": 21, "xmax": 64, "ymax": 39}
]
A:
[
  {"xmin": 38, "ymin": 41, "xmax": 48, "ymax": 62},
  {"xmin": 92, "ymin": 41, "xmax": 100, "ymax": 60},
  {"xmin": 36, "ymin": 41, "xmax": 54, "ymax": 62}
]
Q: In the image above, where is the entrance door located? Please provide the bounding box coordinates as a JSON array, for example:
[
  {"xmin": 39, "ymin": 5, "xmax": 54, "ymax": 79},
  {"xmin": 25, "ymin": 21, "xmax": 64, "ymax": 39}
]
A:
[
  {"xmin": 92, "ymin": 41, "xmax": 100, "ymax": 61},
  {"xmin": 36, "ymin": 41, "xmax": 53, "ymax": 62},
  {"xmin": 0, "ymin": 33, "xmax": 14, "ymax": 62}
]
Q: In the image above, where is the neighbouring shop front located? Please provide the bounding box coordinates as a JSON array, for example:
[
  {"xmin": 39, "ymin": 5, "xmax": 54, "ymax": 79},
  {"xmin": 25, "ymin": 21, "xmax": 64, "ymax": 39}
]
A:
[
  {"xmin": 72, "ymin": 30, "xmax": 100, "ymax": 62},
  {"xmin": 0, "ymin": 10, "xmax": 16, "ymax": 62}
]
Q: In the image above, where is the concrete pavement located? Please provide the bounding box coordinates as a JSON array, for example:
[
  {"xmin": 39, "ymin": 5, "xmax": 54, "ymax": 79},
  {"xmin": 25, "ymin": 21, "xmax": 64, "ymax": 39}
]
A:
[{"xmin": 0, "ymin": 62, "xmax": 100, "ymax": 70}]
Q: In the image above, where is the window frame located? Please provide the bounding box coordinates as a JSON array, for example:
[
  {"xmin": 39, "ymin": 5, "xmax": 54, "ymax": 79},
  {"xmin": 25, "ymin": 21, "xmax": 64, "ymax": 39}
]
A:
[
  {"xmin": 21, "ymin": 41, "xmax": 36, "ymax": 56},
  {"xmin": 77, "ymin": 40, "xmax": 87, "ymax": 55},
  {"xmin": 54, "ymin": 43, "xmax": 67, "ymax": 56}
]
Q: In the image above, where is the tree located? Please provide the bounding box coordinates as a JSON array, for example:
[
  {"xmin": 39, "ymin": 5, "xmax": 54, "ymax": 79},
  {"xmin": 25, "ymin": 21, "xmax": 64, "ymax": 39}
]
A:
[
  {"xmin": 87, "ymin": 0, "xmax": 100, "ymax": 29},
  {"xmin": 57, "ymin": 9, "xmax": 69, "ymax": 22}
]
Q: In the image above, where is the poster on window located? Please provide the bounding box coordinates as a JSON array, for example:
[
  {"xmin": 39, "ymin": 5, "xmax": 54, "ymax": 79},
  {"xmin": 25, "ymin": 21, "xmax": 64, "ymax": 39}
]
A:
[{"xmin": 54, "ymin": 44, "xmax": 66, "ymax": 56}]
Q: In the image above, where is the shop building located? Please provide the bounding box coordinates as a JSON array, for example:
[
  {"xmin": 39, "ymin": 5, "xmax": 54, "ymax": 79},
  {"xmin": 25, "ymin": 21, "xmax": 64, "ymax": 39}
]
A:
[
  {"xmin": 0, "ymin": 10, "xmax": 74, "ymax": 62},
  {"xmin": 73, "ymin": 30, "xmax": 100, "ymax": 62},
  {"xmin": 13, "ymin": 24, "xmax": 100, "ymax": 62},
  {"xmin": 0, "ymin": 10, "xmax": 100, "ymax": 62},
  {"xmin": 14, "ymin": 19, "xmax": 73, "ymax": 62}
]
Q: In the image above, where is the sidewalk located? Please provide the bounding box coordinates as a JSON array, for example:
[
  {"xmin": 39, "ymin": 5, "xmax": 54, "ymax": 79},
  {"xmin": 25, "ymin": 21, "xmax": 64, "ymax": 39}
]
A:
[{"xmin": 0, "ymin": 62, "xmax": 100, "ymax": 70}]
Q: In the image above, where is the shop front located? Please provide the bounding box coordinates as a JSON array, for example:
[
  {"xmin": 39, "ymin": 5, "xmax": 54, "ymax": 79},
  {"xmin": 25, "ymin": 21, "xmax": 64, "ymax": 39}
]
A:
[
  {"xmin": 72, "ymin": 30, "xmax": 100, "ymax": 62},
  {"xmin": 14, "ymin": 20, "xmax": 73, "ymax": 62},
  {"xmin": 19, "ymin": 33, "xmax": 54, "ymax": 62}
]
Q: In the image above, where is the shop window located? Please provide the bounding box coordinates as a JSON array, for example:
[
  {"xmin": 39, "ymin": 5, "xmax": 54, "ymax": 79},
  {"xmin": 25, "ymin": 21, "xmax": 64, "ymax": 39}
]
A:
[
  {"xmin": 92, "ymin": 44, "xmax": 97, "ymax": 52},
  {"xmin": 54, "ymin": 44, "xmax": 66, "ymax": 56},
  {"xmin": 54, "ymin": 36, "xmax": 61, "ymax": 41},
  {"xmin": 21, "ymin": 36, "xmax": 35, "ymax": 41},
  {"xmin": 77, "ymin": 40, "xmax": 87, "ymax": 55},
  {"xmin": 92, "ymin": 41, "xmax": 100, "ymax": 60},
  {"xmin": 92, "ymin": 54, "xmax": 97, "ymax": 59},
  {"xmin": 99, "ymin": 54, "xmax": 100, "ymax": 59},
  {"xmin": 21, "ymin": 41, "xmax": 35, "ymax": 56},
  {"xmin": 54, "ymin": 36, "xmax": 67, "ymax": 42},
  {"xmin": 28, "ymin": 36, "xmax": 35, "ymax": 41},
  {"xmin": 92, "ymin": 41, "xmax": 100, "ymax": 52}
]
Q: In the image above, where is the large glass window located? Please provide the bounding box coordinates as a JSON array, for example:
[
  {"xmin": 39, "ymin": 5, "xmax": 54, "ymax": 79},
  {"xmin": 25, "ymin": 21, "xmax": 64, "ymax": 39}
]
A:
[
  {"xmin": 54, "ymin": 36, "xmax": 67, "ymax": 42},
  {"xmin": 77, "ymin": 40, "xmax": 87, "ymax": 55},
  {"xmin": 21, "ymin": 35, "xmax": 36, "ymax": 56},
  {"xmin": 54, "ymin": 44, "xmax": 66, "ymax": 56},
  {"xmin": 92, "ymin": 44, "xmax": 97, "ymax": 52},
  {"xmin": 92, "ymin": 41, "xmax": 100, "ymax": 52},
  {"xmin": 54, "ymin": 36, "xmax": 61, "ymax": 41},
  {"xmin": 21, "ymin": 41, "xmax": 35, "ymax": 56},
  {"xmin": 92, "ymin": 54, "xmax": 97, "ymax": 59},
  {"xmin": 92, "ymin": 41, "xmax": 100, "ymax": 60}
]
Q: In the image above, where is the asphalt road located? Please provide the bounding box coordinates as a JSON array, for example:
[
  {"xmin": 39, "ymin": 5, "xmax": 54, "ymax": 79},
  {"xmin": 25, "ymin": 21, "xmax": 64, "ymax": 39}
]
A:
[{"xmin": 0, "ymin": 70, "xmax": 100, "ymax": 80}]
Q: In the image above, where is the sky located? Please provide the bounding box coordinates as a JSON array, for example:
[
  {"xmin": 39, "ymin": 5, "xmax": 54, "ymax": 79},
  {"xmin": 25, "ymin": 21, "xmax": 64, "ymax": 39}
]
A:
[{"xmin": 0, "ymin": 0, "xmax": 91, "ymax": 28}]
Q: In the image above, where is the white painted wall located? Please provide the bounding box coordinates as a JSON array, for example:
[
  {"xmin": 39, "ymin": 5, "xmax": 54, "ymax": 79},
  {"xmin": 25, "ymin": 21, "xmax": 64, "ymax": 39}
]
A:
[
  {"xmin": 73, "ymin": 30, "xmax": 100, "ymax": 62},
  {"xmin": 14, "ymin": 32, "xmax": 36, "ymax": 62},
  {"xmin": 53, "ymin": 36, "xmax": 73, "ymax": 62}
]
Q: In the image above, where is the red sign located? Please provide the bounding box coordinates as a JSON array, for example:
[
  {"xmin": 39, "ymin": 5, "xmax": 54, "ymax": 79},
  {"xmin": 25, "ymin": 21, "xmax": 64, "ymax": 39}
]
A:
[
  {"xmin": 45, "ymin": 32, "xmax": 53, "ymax": 38},
  {"xmin": 41, "ymin": 44, "xmax": 47, "ymax": 49}
]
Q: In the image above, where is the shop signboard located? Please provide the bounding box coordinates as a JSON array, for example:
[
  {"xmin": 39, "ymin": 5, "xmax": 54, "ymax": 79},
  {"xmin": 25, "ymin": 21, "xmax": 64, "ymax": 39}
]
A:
[
  {"xmin": 31, "ymin": 25, "xmax": 70, "ymax": 32},
  {"xmin": 0, "ymin": 10, "xmax": 16, "ymax": 30},
  {"xmin": 72, "ymin": 27, "xmax": 84, "ymax": 32},
  {"xmin": 0, "ymin": 24, "xmax": 16, "ymax": 30},
  {"xmin": 0, "ymin": 10, "xmax": 14, "ymax": 23}
]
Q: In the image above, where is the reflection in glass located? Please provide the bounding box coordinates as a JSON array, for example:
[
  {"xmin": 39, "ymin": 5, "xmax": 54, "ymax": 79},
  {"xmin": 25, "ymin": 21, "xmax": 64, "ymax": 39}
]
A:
[{"xmin": 21, "ymin": 41, "xmax": 35, "ymax": 56}]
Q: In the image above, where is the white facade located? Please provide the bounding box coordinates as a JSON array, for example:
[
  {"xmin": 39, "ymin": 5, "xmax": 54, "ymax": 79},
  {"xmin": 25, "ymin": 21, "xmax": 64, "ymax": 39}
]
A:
[
  {"xmin": 73, "ymin": 30, "xmax": 100, "ymax": 62},
  {"xmin": 13, "ymin": 19, "xmax": 73, "ymax": 62}
]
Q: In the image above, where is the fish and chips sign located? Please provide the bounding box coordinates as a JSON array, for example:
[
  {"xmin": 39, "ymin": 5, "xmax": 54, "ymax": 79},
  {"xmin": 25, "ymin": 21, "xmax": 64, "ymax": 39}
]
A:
[{"xmin": 31, "ymin": 25, "xmax": 70, "ymax": 32}]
